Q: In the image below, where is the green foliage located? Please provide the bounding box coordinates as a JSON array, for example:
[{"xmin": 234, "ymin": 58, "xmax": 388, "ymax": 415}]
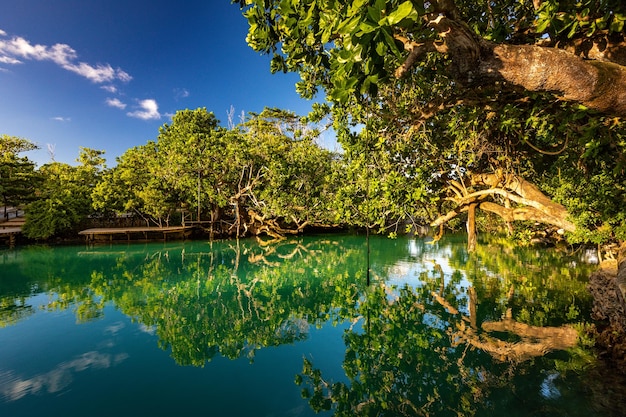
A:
[
  {"xmin": 534, "ymin": 0, "xmax": 626, "ymax": 40},
  {"xmin": 0, "ymin": 134, "xmax": 39, "ymax": 155},
  {"xmin": 240, "ymin": 108, "xmax": 339, "ymax": 226},
  {"xmin": 0, "ymin": 135, "xmax": 41, "ymax": 216},
  {"xmin": 541, "ymin": 114, "xmax": 626, "ymax": 244},
  {"xmin": 240, "ymin": 0, "xmax": 426, "ymax": 104},
  {"xmin": 23, "ymin": 148, "xmax": 106, "ymax": 239},
  {"xmin": 92, "ymin": 142, "xmax": 177, "ymax": 226},
  {"xmin": 155, "ymin": 108, "xmax": 229, "ymax": 213},
  {"xmin": 93, "ymin": 107, "xmax": 339, "ymax": 235},
  {"xmin": 237, "ymin": 0, "xmax": 626, "ymax": 106},
  {"xmin": 22, "ymin": 197, "xmax": 82, "ymax": 240}
]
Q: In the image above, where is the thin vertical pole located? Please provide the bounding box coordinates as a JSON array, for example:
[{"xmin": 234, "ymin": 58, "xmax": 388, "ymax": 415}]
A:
[
  {"xmin": 365, "ymin": 129, "xmax": 371, "ymax": 287},
  {"xmin": 197, "ymin": 173, "xmax": 201, "ymax": 222}
]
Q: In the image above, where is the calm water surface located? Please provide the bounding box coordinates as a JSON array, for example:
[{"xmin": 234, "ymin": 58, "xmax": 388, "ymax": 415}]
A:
[{"xmin": 0, "ymin": 234, "xmax": 624, "ymax": 416}]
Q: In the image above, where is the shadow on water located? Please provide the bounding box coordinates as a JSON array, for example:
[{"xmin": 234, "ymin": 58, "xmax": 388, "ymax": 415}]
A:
[{"xmin": 0, "ymin": 234, "xmax": 625, "ymax": 416}]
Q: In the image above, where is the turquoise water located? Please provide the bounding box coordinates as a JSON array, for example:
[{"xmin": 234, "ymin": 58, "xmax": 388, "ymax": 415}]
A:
[{"xmin": 0, "ymin": 234, "xmax": 623, "ymax": 416}]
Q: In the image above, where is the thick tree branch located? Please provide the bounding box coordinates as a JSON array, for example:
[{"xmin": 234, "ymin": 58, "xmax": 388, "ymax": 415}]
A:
[
  {"xmin": 431, "ymin": 172, "xmax": 576, "ymax": 232},
  {"xmin": 394, "ymin": 36, "xmax": 439, "ymax": 78},
  {"xmin": 564, "ymin": 37, "xmax": 626, "ymax": 67},
  {"xmin": 470, "ymin": 172, "xmax": 562, "ymax": 211},
  {"xmin": 450, "ymin": 187, "xmax": 555, "ymax": 214},
  {"xmin": 478, "ymin": 44, "xmax": 626, "ymax": 116},
  {"xmin": 479, "ymin": 201, "xmax": 575, "ymax": 232},
  {"xmin": 395, "ymin": 10, "xmax": 626, "ymax": 116},
  {"xmin": 431, "ymin": 205, "xmax": 469, "ymax": 227}
]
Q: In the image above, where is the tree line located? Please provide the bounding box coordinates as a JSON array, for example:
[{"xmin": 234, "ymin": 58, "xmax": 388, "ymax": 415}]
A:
[
  {"xmin": 1, "ymin": 108, "xmax": 344, "ymax": 240},
  {"xmin": 1, "ymin": 95, "xmax": 625, "ymax": 249}
]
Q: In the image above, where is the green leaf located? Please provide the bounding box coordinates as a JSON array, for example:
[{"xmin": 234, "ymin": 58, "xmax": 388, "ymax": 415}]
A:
[
  {"xmin": 337, "ymin": 16, "xmax": 360, "ymax": 35},
  {"xmin": 383, "ymin": 1, "xmax": 417, "ymax": 26},
  {"xmin": 380, "ymin": 28, "xmax": 401, "ymax": 56},
  {"xmin": 375, "ymin": 40, "xmax": 387, "ymax": 56},
  {"xmin": 610, "ymin": 19, "xmax": 624, "ymax": 33},
  {"xmin": 347, "ymin": 0, "xmax": 369, "ymax": 17},
  {"xmin": 336, "ymin": 49, "xmax": 353, "ymax": 64},
  {"xmin": 270, "ymin": 54, "xmax": 287, "ymax": 73},
  {"xmin": 358, "ymin": 19, "xmax": 379, "ymax": 34},
  {"xmin": 535, "ymin": 12, "xmax": 551, "ymax": 33},
  {"xmin": 367, "ymin": 0, "xmax": 384, "ymax": 23},
  {"xmin": 567, "ymin": 20, "xmax": 579, "ymax": 38}
]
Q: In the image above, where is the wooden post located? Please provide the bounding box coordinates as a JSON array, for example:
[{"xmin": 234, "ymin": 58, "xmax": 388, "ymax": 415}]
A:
[{"xmin": 617, "ymin": 242, "xmax": 626, "ymax": 306}]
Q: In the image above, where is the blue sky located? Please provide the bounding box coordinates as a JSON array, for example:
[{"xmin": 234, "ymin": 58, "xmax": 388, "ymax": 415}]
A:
[{"xmin": 0, "ymin": 0, "xmax": 335, "ymax": 167}]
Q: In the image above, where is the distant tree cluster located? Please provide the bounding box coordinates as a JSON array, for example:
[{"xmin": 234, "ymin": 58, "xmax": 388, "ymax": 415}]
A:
[
  {"xmin": 91, "ymin": 107, "xmax": 345, "ymax": 239},
  {"xmin": 2, "ymin": 108, "xmax": 366, "ymax": 240}
]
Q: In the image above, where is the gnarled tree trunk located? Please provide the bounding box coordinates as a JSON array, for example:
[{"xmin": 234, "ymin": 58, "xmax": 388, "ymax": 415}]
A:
[{"xmin": 431, "ymin": 171, "xmax": 574, "ymax": 250}]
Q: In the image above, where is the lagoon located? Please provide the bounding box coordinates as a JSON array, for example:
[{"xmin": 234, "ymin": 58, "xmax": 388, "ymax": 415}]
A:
[{"xmin": 0, "ymin": 234, "xmax": 623, "ymax": 416}]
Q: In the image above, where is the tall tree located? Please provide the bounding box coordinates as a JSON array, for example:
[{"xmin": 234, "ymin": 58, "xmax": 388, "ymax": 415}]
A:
[
  {"xmin": 155, "ymin": 108, "xmax": 229, "ymax": 222},
  {"xmin": 23, "ymin": 148, "xmax": 106, "ymax": 239},
  {"xmin": 0, "ymin": 135, "xmax": 40, "ymax": 220},
  {"xmin": 238, "ymin": 108, "xmax": 339, "ymax": 238},
  {"xmin": 236, "ymin": 0, "xmax": 626, "ymax": 115},
  {"xmin": 92, "ymin": 143, "xmax": 178, "ymax": 226}
]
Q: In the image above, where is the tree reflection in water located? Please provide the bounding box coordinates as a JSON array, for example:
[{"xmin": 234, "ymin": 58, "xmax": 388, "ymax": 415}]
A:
[{"xmin": 1, "ymin": 234, "xmax": 620, "ymax": 415}]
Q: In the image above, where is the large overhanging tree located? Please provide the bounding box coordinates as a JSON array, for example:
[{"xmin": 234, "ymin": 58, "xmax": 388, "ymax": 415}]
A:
[
  {"xmin": 234, "ymin": 0, "xmax": 626, "ymax": 252},
  {"xmin": 237, "ymin": 0, "xmax": 626, "ymax": 113}
]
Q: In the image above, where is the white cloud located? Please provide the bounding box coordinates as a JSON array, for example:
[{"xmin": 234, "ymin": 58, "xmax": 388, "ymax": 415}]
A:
[
  {"xmin": 117, "ymin": 70, "xmax": 132, "ymax": 83},
  {"xmin": 51, "ymin": 116, "xmax": 71, "ymax": 122},
  {"xmin": 127, "ymin": 99, "xmax": 160, "ymax": 120},
  {"xmin": 62, "ymin": 62, "xmax": 117, "ymax": 83},
  {"xmin": 105, "ymin": 97, "xmax": 127, "ymax": 110},
  {"xmin": 0, "ymin": 29, "xmax": 6, "ymax": 36},
  {"xmin": 0, "ymin": 29, "xmax": 132, "ymax": 84},
  {"xmin": 101, "ymin": 84, "xmax": 117, "ymax": 93},
  {"xmin": 0, "ymin": 55, "xmax": 20, "ymax": 64}
]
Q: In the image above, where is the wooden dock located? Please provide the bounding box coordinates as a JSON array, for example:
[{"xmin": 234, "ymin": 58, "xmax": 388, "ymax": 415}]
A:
[
  {"xmin": 0, "ymin": 212, "xmax": 24, "ymax": 246},
  {"xmin": 79, "ymin": 226, "xmax": 195, "ymax": 242}
]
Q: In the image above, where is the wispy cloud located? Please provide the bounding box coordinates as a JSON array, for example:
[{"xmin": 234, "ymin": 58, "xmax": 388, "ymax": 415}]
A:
[
  {"xmin": 0, "ymin": 29, "xmax": 131, "ymax": 84},
  {"xmin": 105, "ymin": 98, "xmax": 127, "ymax": 110},
  {"xmin": 0, "ymin": 55, "xmax": 20, "ymax": 64},
  {"xmin": 127, "ymin": 99, "xmax": 160, "ymax": 120},
  {"xmin": 101, "ymin": 85, "xmax": 118, "ymax": 93},
  {"xmin": 174, "ymin": 88, "xmax": 190, "ymax": 100},
  {"xmin": 51, "ymin": 116, "xmax": 71, "ymax": 122}
]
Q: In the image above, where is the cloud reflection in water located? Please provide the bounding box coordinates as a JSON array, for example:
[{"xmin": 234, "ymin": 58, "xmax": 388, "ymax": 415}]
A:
[{"xmin": 0, "ymin": 351, "xmax": 128, "ymax": 401}]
